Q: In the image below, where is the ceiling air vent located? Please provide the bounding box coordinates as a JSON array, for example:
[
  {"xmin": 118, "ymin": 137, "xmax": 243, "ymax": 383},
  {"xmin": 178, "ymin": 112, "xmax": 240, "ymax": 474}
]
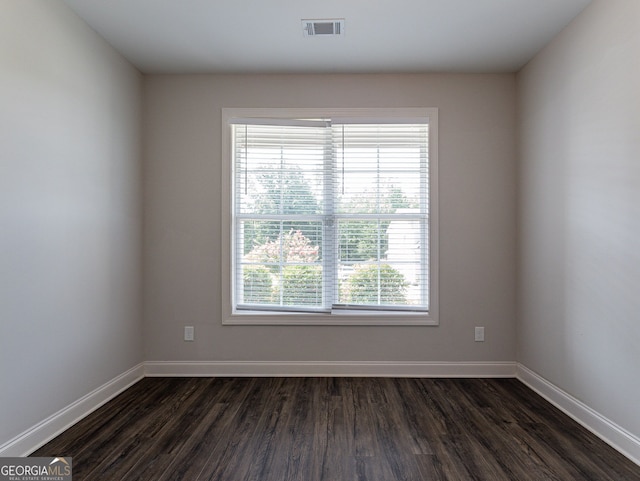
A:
[{"xmin": 302, "ymin": 19, "xmax": 345, "ymax": 37}]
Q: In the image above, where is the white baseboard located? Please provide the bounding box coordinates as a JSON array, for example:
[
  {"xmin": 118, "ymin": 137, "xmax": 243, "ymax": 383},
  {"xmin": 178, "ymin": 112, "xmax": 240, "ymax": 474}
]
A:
[
  {"xmin": 144, "ymin": 360, "xmax": 517, "ymax": 378},
  {"xmin": 0, "ymin": 363, "xmax": 145, "ymax": 457},
  {"xmin": 517, "ymin": 363, "xmax": 640, "ymax": 467}
]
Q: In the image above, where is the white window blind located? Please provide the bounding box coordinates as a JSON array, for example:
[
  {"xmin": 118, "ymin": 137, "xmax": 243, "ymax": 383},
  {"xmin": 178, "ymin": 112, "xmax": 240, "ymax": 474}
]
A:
[{"xmin": 231, "ymin": 117, "xmax": 430, "ymax": 315}]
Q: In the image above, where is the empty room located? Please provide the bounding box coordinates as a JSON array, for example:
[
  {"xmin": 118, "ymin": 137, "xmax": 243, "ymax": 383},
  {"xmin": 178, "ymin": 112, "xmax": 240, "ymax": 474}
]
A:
[{"xmin": 1, "ymin": 0, "xmax": 639, "ymax": 479}]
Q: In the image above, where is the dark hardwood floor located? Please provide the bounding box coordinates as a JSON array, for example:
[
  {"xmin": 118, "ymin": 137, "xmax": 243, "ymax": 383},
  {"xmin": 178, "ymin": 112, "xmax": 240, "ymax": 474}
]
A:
[{"xmin": 33, "ymin": 377, "xmax": 640, "ymax": 480}]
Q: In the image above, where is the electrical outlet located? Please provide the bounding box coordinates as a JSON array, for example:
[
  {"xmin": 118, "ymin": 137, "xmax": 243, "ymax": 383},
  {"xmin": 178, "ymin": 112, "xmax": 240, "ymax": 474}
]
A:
[
  {"xmin": 475, "ymin": 326, "xmax": 485, "ymax": 342},
  {"xmin": 184, "ymin": 326, "xmax": 194, "ymax": 341}
]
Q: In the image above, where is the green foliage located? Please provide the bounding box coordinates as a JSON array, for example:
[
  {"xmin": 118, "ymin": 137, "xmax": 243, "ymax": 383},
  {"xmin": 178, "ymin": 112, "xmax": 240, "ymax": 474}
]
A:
[
  {"xmin": 342, "ymin": 264, "xmax": 408, "ymax": 305},
  {"xmin": 242, "ymin": 265, "xmax": 273, "ymax": 304},
  {"xmin": 253, "ymin": 167, "xmax": 319, "ymax": 215},
  {"xmin": 339, "ymin": 220, "xmax": 381, "ymax": 262},
  {"xmin": 244, "ymin": 231, "xmax": 322, "ymax": 307},
  {"xmin": 279, "ymin": 265, "xmax": 323, "ymax": 306},
  {"xmin": 244, "ymin": 167, "xmax": 321, "ymax": 252},
  {"xmin": 338, "ymin": 185, "xmax": 410, "ymax": 262}
]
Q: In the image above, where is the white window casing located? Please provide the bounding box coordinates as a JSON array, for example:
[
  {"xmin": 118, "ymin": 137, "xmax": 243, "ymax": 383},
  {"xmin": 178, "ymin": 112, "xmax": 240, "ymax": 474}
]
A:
[{"xmin": 221, "ymin": 108, "xmax": 438, "ymax": 326}]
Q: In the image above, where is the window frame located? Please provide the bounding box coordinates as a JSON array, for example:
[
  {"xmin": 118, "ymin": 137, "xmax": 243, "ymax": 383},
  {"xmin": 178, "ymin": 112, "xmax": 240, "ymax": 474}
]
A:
[{"xmin": 221, "ymin": 107, "xmax": 439, "ymax": 326}]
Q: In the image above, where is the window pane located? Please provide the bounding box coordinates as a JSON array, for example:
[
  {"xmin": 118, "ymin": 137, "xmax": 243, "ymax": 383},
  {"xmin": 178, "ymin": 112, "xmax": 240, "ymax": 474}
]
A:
[
  {"xmin": 239, "ymin": 221, "xmax": 323, "ymax": 308},
  {"xmin": 337, "ymin": 217, "xmax": 426, "ymax": 307},
  {"xmin": 240, "ymin": 263, "xmax": 324, "ymax": 308},
  {"xmin": 278, "ymin": 264, "xmax": 323, "ymax": 307},
  {"xmin": 240, "ymin": 165, "xmax": 323, "ymax": 215},
  {"xmin": 333, "ymin": 124, "xmax": 427, "ymax": 216},
  {"xmin": 241, "ymin": 220, "xmax": 323, "ymax": 258},
  {"xmin": 338, "ymin": 219, "xmax": 386, "ymax": 262},
  {"xmin": 337, "ymin": 181, "xmax": 418, "ymax": 214},
  {"xmin": 242, "ymin": 265, "xmax": 276, "ymax": 305},
  {"xmin": 235, "ymin": 125, "xmax": 326, "ymax": 216},
  {"xmin": 338, "ymin": 263, "xmax": 409, "ymax": 306},
  {"xmin": 385, "ymin": 219, "xmax": 427, "ymax": 306}
]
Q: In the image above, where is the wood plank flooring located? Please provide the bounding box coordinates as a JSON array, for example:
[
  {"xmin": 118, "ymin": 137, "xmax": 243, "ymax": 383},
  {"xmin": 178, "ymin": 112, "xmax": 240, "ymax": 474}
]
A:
[{"xmin": 32, "ymin": 378, "xmax": 640, "ymax": 480}]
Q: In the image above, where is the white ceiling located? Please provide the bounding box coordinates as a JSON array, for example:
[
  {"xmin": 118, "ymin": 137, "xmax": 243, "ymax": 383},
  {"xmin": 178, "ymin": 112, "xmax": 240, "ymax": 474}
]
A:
[{"xmin": 62, "ymin": 0, "xmax": 592, "ymax": 74}]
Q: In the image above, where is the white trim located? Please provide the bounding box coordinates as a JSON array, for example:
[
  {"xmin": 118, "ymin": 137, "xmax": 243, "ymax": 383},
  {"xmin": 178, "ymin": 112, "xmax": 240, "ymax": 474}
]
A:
[
  {"xmin": 222, "ymin": 314, "xmax": 437, "ymax": 326},
  {"xmin": 517, "ymin": 363, "xmax": 640, "ymax": 467},
  {"xmin": 0, "ymin": 363, "xmax": 145, "ymax": 457},
  {"xmin": 144, "ymin": 360, "xmax": 516, "ymax": 378},
  {"xmin": 222, "ymin": 107, "xmax": 435, "ymax": 122}
]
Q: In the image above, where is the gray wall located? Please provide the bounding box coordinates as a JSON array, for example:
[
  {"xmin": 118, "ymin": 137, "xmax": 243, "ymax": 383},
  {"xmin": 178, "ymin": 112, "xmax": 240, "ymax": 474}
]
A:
[
  {"xmin": 517, "ymin": 0, "xmax": 640, "ymax": 438},
  {"xmin": 0, "ymin": 1, "xmax": 143, "ymax": 444},
  {"xmin": 142, "ymin": 73, "xmax": 517, "ymax": 363}
]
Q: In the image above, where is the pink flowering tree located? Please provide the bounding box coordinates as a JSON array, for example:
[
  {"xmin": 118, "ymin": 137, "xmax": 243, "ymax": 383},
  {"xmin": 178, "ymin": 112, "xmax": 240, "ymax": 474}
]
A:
[
  {"xmin": 245, "ymin": 230, "xmax": 319, "ymax": 269},
  {"xmin": 244, "ymin": 230, "xmax": 322, "ymax": 306}
]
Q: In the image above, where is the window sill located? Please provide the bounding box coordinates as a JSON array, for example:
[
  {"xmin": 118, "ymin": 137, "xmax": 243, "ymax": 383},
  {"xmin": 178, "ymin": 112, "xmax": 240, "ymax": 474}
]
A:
[{"xmin": 223, "ymin": 310, "xmax": 438, "ymax": 326}]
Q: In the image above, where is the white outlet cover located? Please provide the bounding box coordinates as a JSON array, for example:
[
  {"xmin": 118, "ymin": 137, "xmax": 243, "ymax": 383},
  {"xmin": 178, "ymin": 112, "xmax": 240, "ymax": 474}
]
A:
[{"xmin": 184, "ymin": 326, "xmax": 194, "ymax": 341}]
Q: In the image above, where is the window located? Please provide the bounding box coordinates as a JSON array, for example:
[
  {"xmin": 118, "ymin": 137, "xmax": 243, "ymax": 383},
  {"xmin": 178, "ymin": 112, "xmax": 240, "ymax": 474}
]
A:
[{"xmin": 222, "ymin": 108, "xmax": 438, "ymax": 325}]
